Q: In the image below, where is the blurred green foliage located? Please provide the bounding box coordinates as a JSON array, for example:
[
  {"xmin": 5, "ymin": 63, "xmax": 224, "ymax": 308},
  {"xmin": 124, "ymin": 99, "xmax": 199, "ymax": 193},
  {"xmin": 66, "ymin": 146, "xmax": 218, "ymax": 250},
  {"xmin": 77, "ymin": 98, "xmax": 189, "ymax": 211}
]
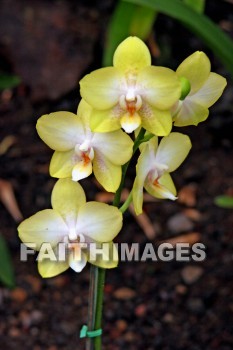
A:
[
  {"xmin": 183, "ymin": 0, "xmax": 205, "ymax": 13},
  {"xmin": 0, "ymin": 74, "xmax": 20, "ymax": 90},
  {"xmin": 104, "ymin": 0, "xmax": 233, "ymax": 76},
  {"xmin": 214, "ymin": 195, "xmax": 233, "ymax": 209},
  {"xmin": 103, "ymin": 1, "xmax": 156, "ymax": 66},
  {"xmin": 0, "ymin": 234, "xmax": 15, "ymax": 288}
]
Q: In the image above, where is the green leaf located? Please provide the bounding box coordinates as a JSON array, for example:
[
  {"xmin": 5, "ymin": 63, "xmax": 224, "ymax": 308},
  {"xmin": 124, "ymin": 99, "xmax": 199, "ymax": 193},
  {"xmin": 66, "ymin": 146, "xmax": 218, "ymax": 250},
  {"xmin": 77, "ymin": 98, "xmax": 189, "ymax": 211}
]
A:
[
  {"xmin": 103, "ymin": 1, "xmax": 156, "ymax": 66},
  {"xmin": 0, "ymin": 234, "xmax": 15, "ymax": 288},
  {"xmin": 0, "ymin": 74, "xmax": 21, "ymax": 90},
  {"xmin": 214, "ymin": 195, "xmax": 233, "ymax": 209},
  {"xmin": 130, "ymin": 6, "xmax": 157, "ymax": 40},
  {"xmin": 124, "ymin": 0, "xmax": 233, "ymax": 76},
  {"xmin": 183, "ymin": 0, "xmax": 205, "ymax": 13}
]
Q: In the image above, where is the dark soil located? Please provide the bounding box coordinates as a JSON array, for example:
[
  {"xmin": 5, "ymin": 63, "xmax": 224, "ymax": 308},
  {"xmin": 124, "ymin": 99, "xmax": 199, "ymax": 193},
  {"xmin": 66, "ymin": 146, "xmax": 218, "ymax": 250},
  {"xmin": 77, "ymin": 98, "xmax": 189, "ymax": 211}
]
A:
[{"xmin": 0, "ymin": 1, "xmax": 233, "ymax": 349}]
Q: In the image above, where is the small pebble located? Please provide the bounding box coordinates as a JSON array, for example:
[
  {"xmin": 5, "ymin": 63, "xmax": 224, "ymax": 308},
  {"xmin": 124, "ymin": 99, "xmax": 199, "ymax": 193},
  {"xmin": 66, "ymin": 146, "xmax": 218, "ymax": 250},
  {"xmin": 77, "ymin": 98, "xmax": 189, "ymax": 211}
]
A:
[
  {"xmin": 167, "ymin": 213, "xmax": 194, "ymax": 233},
  {"xmin": 163, "ymin": 313, "xmax": 174, "ymax": 323},
  {"xmin": 181, "ymin": 266, "xmax": 204, "ymax": 284},
  {"xmin": 135, "ymin": 304, "xmax": 147, "ymax": 317},
  {"xmin": 113, "ymin": 287, "xmax": 136, "ymax": 300},
  {"xmin": 187, "ymin": 298, "xmax": 205, "ymax": 314},
  {"xmin": 115, "ymin": 319, "xmax": 128, "ymax": 332},
  {"xmin": 11, "ymin": 287, "xmax": 27, "ymax": 303},
  {"xmin": 178, "ymin": 184, "xmax": 197, "ymax": 207},
  {"xmin": 175, "ymin": 284, "xmax": 188, "ymax": 295}
]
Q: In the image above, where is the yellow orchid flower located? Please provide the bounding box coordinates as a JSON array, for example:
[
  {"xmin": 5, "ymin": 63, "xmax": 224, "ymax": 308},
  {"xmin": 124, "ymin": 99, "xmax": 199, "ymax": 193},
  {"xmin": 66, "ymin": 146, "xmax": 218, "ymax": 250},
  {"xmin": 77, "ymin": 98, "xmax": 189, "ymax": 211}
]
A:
[
  {"xmin": 80, "ymin": 36, "xmax": 181, "ymax": 135},
  {"xmin": 18, "ymin": 179, "xmax": 122, "ymax": 278},
  {"xmin": 132, "ymin": 133, "xmax": 191, "ymax": 215},
  {"xmin": 36, "ymin": 99, "xmax": 133, "ymax": 193},
  {"xmin": 172, "ymin": 51, "xmax": 227, "ymax": 126}
]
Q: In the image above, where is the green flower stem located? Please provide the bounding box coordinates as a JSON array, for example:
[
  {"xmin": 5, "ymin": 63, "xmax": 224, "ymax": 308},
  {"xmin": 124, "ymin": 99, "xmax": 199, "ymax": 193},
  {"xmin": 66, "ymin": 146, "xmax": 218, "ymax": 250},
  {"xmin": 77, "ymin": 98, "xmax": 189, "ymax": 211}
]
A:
[
  {"xmin": 87, "ymin": 127, "xmax": 151, "ymax": 350},
  {"xmin": 86, "ymin": 265, "xmax": 98, "ymax": 350},
  {"xmin": 119, "ymin": 191, "xmax": 133, "ymax": 214},
  {"xmin": 113, "ymin": 128, "xmax": 146, "ymax": 208},
  {"xmin": 93, "ymin": 267, "xmax": 106, "ymax": 350}
]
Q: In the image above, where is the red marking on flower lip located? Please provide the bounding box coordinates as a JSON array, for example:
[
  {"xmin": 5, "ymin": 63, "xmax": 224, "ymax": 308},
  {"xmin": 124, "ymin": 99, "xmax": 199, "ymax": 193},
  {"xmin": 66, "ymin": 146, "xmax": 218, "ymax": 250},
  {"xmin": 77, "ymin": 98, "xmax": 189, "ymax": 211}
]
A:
[
  {"xmin": 153, "ymin": 178, "xmax": 160, "ymax": 187},
  {"xmin": 127, "ymin": 101, "xmax": 136, "ymax": 115},
  {"xmin": 82, "ymin": 152, "xmax": 90, "ymax": 165}
]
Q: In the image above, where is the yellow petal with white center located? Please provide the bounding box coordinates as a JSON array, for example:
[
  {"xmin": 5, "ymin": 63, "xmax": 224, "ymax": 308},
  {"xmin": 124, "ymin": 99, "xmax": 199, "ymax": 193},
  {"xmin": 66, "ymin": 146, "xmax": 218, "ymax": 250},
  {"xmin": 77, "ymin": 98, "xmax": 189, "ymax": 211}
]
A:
[
  {"xmin": 77, "ymin": 99, "xmax": 92, "ymax": 129},
  {"xmin": 176, "ymin": 51, "xmax": 211, "ymax": 94},
  {"xmin": 50, "ymin": 150, "xmax": 74, "ymax": 178},
  {"xmin": 147, "ymin": 136, "xmax": 159, "ymax": 153},
  {"xmin": 88, "ymin": 242, "xmax": 118, "ymax": 269},
  {"xmin": 137, "ymin": 66, "xmax": 181, "ymax": 110},
  {"xmin": 36, "ymin": 112, "xmax": 84, "ymax": 151},
  {"xmin": 38, "ymin": 258, "xmax": 69, "ymax": 278},
  {"xmin": 18, "ymin": 209, "xmax": 68, "ymax": 250},
  {"xmin": 120, "ymin": 111, "xmax": 142, "ymax": 133},
  {"xmin": 69, "ymin": 250, "xmax": 87, "ymax": 273},
  {"xmin": 132, "ymin": 144, "xmax": 153, "ymax": 215},
  {"xmin": 138, "ymin": 132, "xmax": 158, "ymax": 152},
  {"xmin": 92, "ymin": 130, "xmax": 133, "ymax": 165},
  {"xmin": 90, "ymin": 108, "xmax": 122, "ymax": 132},
  {"xmin": 93, "ymin": 151, "xmax": 121, "ymax": 192},
  {"xmin": 76, "ymin": 202, "xmax": 122, "ymax": 242},
  {"xmin": 51, "ymin": 179, "xmax": 86, "ymax": 229},
  {"xmin": 113, "ymin": 36, "xmax": 151, "ymax": 74},
  {"xmin": 191, "ymin": 72, "xmax": 227, "ymax": 108},
  {"xmin": 155, "ymin": 133, "xmax": 191, "ymax": 172},
  {"xmin": 80, "ymin": 67, "xmax": 123, "ymax": 110},
  {"xmin": 145, "ymin": 173, "xmax": 177, "ymax": 200},
  {"xmin": 173, "ymin": 99, "xmax": 209, "ymax": 127},
  {"xmin": 140, "ymin": 103, "xmax": 172, "ymax": 136},
  {"xmin": 72, "ymin": 160, "xmax": 93, "ymax": 181}
]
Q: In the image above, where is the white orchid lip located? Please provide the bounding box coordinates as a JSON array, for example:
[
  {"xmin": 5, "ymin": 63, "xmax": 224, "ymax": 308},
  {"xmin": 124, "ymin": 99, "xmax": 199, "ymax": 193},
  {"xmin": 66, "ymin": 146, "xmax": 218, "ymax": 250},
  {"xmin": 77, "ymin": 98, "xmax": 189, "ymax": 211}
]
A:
[
  {"xmin": 120, "ymin": 112, "xmax": 141, "ymax": 133},
  {"xmin": 72, "ymin": 142, "xmax": 94, "ymax": 181},
  {"xmin": 147, "ymin": 162, "xmax": 169, "ymax": 184},
  {"xmin": 74, "ymin": 142, "xmax": 94, "ymax": 167},
  {"xmin": 119, "ymin": 93, "xmax": 143, "ymax": 133}
]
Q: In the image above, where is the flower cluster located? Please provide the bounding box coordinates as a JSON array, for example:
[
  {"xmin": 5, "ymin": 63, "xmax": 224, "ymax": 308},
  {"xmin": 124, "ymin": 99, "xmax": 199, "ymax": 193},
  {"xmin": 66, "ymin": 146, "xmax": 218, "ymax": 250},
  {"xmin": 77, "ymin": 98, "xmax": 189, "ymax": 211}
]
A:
[{"xmin": 18, "ymin": 36, "xmax": 226, "ymax": 277}]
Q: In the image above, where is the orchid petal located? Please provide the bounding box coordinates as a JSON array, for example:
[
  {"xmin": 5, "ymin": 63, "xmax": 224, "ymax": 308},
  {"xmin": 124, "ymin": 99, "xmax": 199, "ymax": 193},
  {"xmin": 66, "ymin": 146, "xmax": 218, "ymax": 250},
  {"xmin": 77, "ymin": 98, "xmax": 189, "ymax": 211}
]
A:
[
  {"xmin": 93, "ymin": 151, "xmax": 121, "ymax": 192},
  {"xmin": 90, "ymin": 106, "xmax": 122, "ymax": 132},
  {"xmin": 77, "ymin": 99, "xmax": 92, "ymax": 129},
  {"xmin": 88, "ymin": 242, "xmax": 118, "ymax": 269},
  {"xmin": 72, "ymin": 160, "xmax": 93, "ymax": 181},
  {"xmin": 80, "ymin": 67, "xmax": 123, "ymax": 110},
  {"xmin": 156, "ymin": 133, "xmax": 191, "ymax": 172},
  {"xmin": 145, "ymin": 173, "xmax": 177, "ymax": 200},
  {"xmin": 18, "ymin": 209, "xmax": 68, "ymax": 250},
  {"xmin": 192, "ymin": 72, "xmax": 227, "ymax": 108},
  {"xmin": 92, "ymin": 130, "xmax": 133, "ymax": 165},
  {"xmin": 38, "ymin": 258, "xmax": 69, "ymax": 278},
  {"xmin": 140, "ymin": 103, "xmax": 172, "ymax": 136},
  {"xmin": 176, "ymin": 51, "xmax": 210, "ymax": 94},
  {"xmin": 51, "ymin": 179, "xmax": 86, "ymax": 229},
  {"xmin": 113, "ymin": 36, "xmax": 151, "ymax": 74},
  {"xmin": 173, "ymin": 99, "xmax": 209, "ymax": 126},
  {"xmin": 76, "ymin": 202, "xmax": 122, "ymax": 242},
  {"xmin": 50, "ymin": 150, "xmax": 74, "ymax": 178},
  {"xmin": 36, "ymin": 112, "xmax": 84, "ymax": 151},
  {"xmin": 132, "ymin": 144, "xmax": 153, "ymax": 215},
  {"xmin": 137, "ymin": 66, "xmax": 181, "ymax": 110}
]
